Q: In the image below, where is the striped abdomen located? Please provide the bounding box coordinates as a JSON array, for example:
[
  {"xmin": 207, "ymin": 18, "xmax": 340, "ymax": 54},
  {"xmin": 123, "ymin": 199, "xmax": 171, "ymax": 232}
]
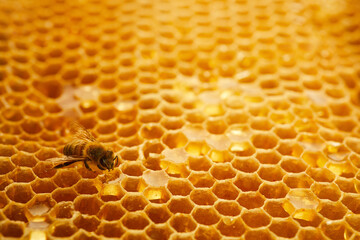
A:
[{"xmin": 63, "ymin": 140, "xmax": 87, "ymax": 156}]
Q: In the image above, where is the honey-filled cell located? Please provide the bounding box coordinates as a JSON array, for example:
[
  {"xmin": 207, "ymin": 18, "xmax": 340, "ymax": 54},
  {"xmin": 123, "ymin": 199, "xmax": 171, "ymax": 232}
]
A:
[{"xmin": 1, "ymin": 0, "xmax": 360, "ymax": 239}]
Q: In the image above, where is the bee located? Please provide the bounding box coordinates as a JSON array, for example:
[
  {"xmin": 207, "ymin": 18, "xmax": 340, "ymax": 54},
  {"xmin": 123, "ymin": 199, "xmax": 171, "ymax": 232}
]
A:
[{"xmin": 52, "ymin": 122, "xmax": 118, "ymax": 171}]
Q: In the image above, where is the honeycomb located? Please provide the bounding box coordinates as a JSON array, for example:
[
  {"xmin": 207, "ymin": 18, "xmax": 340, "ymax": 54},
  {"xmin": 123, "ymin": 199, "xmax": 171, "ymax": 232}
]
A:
[{"xmin": 1, "ymin": 0, "xmax": 360, "ymax": 239}]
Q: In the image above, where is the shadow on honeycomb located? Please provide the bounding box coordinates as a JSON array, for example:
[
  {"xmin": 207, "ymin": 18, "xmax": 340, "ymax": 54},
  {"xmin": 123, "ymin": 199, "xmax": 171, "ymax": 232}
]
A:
[{"xmin": 0, "ymin": 0, "xmax": 360, "ymax": 239}]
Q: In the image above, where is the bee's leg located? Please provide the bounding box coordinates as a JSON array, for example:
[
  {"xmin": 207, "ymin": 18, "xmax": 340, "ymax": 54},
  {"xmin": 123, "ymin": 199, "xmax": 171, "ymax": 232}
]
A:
[
  {"xmin": 84, "ymin": 159, "xmax": 94, "ymax": 172},
  {"xmin": 97, "ymin": 163, "xmax": 106, "ymax": 170}
]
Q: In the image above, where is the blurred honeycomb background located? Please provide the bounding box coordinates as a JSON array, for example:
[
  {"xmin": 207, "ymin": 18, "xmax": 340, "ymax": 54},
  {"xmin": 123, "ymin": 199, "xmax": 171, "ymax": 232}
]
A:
[{"xmin": 1, "ymin": 0, "xmax": 360, "ymax": 239}]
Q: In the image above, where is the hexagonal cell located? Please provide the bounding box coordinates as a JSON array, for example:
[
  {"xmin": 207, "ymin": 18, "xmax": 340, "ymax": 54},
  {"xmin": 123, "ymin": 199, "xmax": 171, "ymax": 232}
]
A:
[
  {"xmin": 302, "ymin": 151, "xmax": 327, "ymax": 168},
  {"xmin": 16, "ymin": 142, "xmax": 41, "ymax": 153},
  {"xmin": 11, "ymin": 152, "xmax": 37, "ymax": 167},
  {"xmin": 185, "ymin": 141, "xmax": 210, "ymax": 156},
  {"xmin": 206, "ymin": 118, "xmax": 228, "ymax": 134},
  {"xmin": 217, "ymin": 217, "xmax": 246, "ymax": 237},
  {"xmin": 27, "ymin": 195, "xmax": 55, "ymax": 218},
  {"xmin": 170, "ymin": 214, "xmax": 197, "ymax": 233},
  {"xmin": 251, "ymin": 133, "xmax": 278, "ymax": 149},
  {"xmin": 234, "ymin": 172, "xmax": 262, "ymax": 192},
  {"xmin": 277, "ymin": 141, "xmax": 303, "ymax": 157},
  {"xmin": 318, "ymin": 201, "xmax": 347, "ymax": 220},
  {"xmin": 310, "ymin": 182, "xmax": 341, "ymax": 201},
  {"xmin": 143, "ymin": 186, "xmax": 171, "ymax": 204},
  {"xmin": 121, "ymin": 176, "xmax": 146, "ymax": 193},
  {"xmin": 280, "ymin": 157, "xmax": 307, "ymax": 173},
  {"xmin": 192, "ymin": 207, "xmax": 220, "ymax": 225},
  {"xmin": 50, "ymin": 221, "xmax": 77, "ymax": 237},
  {"xmin": 188, "ymin": 156, "xmax": 212, "ymax": 171},
  {"xmin": 168, "ymin": 197, "xmax": 194, "ymax": 214},
  {"xmin": 8, "ymin": 167, "xmax": 35, "ymax": 182},
  {"xmin": 53, "ymin": 169, "xmax": 80, "ymax": 187},
  {"xmin": 121, "ymin": 161, "xmax": 144, "ymax": 176},
  {"xmin": 306, "ymin": 167, "xmax": 335, "ymax": 182},
  {"xmin": 121, "ymin": 194, "xmax": 148, "ymax": 212},
  {"xmin": 161, "ymin": 117, "xmax": 185, "ymax": 130},
  {"xmin": 49, "ymin": 202, "xmax": 74, "ymax": 219},
  {"xmin": 140, "ymin": 124, "xmax": 165, "ymax": 139},
  {"xmin": 162, "ymin": 131, "xmax": 188, "ymax": 148},
  {"xmin": 245, "ymin": 229, "xmax": 274, "ymax": 240},
  {"xmin": 6, "ymin": 183, "xmax": 34, "ymax": 204},
  {"xmin": 269, "ymin": 219, "xmax": 299, "ymax": 238},
  {"xmin": 231, "ymin": 157, "xmax": 259, "ymax": 173},
  {"xmin": 321, "ymin": 220, "xmax": 352, "ymax": 240},
  {"xmin": 0, "ymin": 145, "xmax": 16, "ymax": 157},
  {"xmin": 330, "ymin": 102, "xmax": 352, "ymax": 116},
  {"xmin": 242, "ymin": 209, "xmax": 271, "ymax": 228},
  {"xmin": 122, "ymin": 212, "xmax": 150, "ymax": 230},
  {"xmin": 74, "ymin": 196, "xmax": 102, "ymax": 215},
  {"xmin": 215, "ymin": 200, "xmax": 241, "ymax": 217},
  {"xmin": 212, "ymin": 181, "xmax": 239, "ymax": 200},
  {"xmin": 185, "ymin": 111, "xmax": 205, "ymax": 124},
  {"xmin": 229, "ymin": 141, "xmax": 256, "ymax": 157},
  {"xmin": 146, "ymin": 224, "xmax": 173, "ymax": 240},
  {"xmin": 258, "ymin": 165, "xmax": 285, "ymax": 182},
  {"xmin": 342, "ymin": 193, "xmax": 360, "ymax": 214},
  {"xmin": 195, "ymin": 225, "xmax": 221, "ymax": 240},
  {"xmin": 0, "ymin": 157, "xmax": 15, "ymax": 174},
  {"xmin": 52, "ymin": 188, "xmax": 78, "ymax": 203},
  {"xmin": 167, "ymin": 179, "xmax": 193, "ymax": 196},
  {"xmin": 0, "ymin": 221, "xmax": 24, "ymax": 238},
  {"xmin": 284, "ymin": 173, "xmax": 314, "ymax": 188},
  {"xmin": 264, "ymin": 200, "xmax": 289, "ymax": 218},
  {"xmin": 190, "ymin": 189, "xmax": 217, "ymax": 206},
  {"xmin": 250, "ymin": 117, "xmax": 273, "ymax": 131},
  {"xmin": 33, "ymin": 161, "xmax": 56, "ymax": 178},
  {"xmin": 210, "ymin": 163, "xmax": 236, "ymax": 180},
  {"xmin": 346, "ymin": 214, "xmax": 360, "ymax": 233},
  {"xmin": 237, "ymin": 192, "xmax": 265, "ymax": 209},
  {"xmin": 74, "ymin": 179, "xmax": 101, "ymax": 195},
  {"xmin": 97, "ymin": 202, "xmax": 125, "ymax": 221},
  {"xmin": 259, "ymin": 182, "xmax": 289, "ymax": 199},
  {"xmin": 4, "ymin": 203, "xmax": 28, "ymax": 222},
  {"xmin": 145, "ymin": 204, "xmax": 171, "ymax": 224},
  {"xmin": 297, "ymin": 228, "xmax": 324, "ymax": 240},
  {"xmin": 96, "ymin": 222, "xmax": 125, "ymax": 238},
  {"xmin": 73, "ymin": 215, "xmax": 100, "ymax": 232},
  {"xmin": 270, "ymin": 112, "xmax": 294, "ymax": 124},
  {"xmin": 256, "ymin": 150, "xmax": 282, "ymax": 164}
]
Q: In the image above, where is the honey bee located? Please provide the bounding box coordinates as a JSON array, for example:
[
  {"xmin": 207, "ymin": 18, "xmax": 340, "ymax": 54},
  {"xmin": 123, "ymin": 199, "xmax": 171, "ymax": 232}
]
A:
[{"xmin": 52, "ymin": 122, "xmax": 118, "ymax": 171}]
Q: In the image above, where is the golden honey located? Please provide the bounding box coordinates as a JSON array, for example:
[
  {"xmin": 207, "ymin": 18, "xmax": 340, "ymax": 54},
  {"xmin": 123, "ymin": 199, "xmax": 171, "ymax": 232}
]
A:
[{"xmin": 0, "ymin": 0, "xmax": 360, "ymax": 239}]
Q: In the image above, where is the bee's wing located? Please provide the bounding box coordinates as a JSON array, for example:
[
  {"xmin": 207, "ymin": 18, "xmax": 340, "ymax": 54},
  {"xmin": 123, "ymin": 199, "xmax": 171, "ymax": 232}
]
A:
[
  {"xmin": 48, "ymin": 156, "xmax": 87, "ymax": 169},
  {"xmin": 48, "ymin": 156, "xmax": 87, "ymax": 163},
  {"xmin": 70, "ymin": 121, "xmax": 97, "ymax": 142}
]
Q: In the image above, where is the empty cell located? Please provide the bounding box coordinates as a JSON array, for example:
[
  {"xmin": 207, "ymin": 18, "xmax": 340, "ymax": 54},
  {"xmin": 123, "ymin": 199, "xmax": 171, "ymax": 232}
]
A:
[
  {"xmin": 0, "ymin": 221, "xmax": 24, "ymax": 238},
  {"xmin": 188, "ymin": 172, "xmax": 215, "ymax": 188},
  {"xmin": 140, "ymin": 124, "xmax": 164, "ymax": 139},
  {"xmin": 206, "ymin": 118, "xmax": 228, "ymax": 134},
  {"xmin": 190, "ymin": 189, "xmax": 217, "ymax": 206},
  {"xmin": 283, "ymin": 173, "xmax": 313, "ymax": 188},
  {"xmin": 121, "ymin": 194, "xmax": 148, "ymax": 212},
  {"xmin": 306, "ymin": 168, "xmax": 335, "ymax": 182},
  {"xmin": 73, "ymin": 215, "xmax": 100, "ymax": 232},
  {"xmin": 242, "ymin": 209, "xmax": 271, "ymax": 228},
  {"xmin": 280, "ymin": 157, "xmax": 307, "ymax": 173},
  {"xmin": 96, "ymin": 222, "xmax": 125, "ymax": 238},
  {"xmin": 297, "ymin": 229, "xmax": 324, "ymax": 240},
  {"xmin": 6, "ymin": 183, "xmax": 34, "ymax": 204},
  {"xmin": 277, "ymin": 142, "xmax": 303, "ymax": 158},
  {"xmin": 259, "ymin": 182, "xmax": 289, "ymax": 199},
  {"xmin": 210, "ymin": 163, "xmax": 236, "ymax": 180},
  {"xmin": 264, "ymin": 200, "xmax": 289, "ymax": 218},
  {"xmin": 217, "ymin": 217, "xmax": 246, "ymax": 237},
  {"xmin": 195, "ymin": 225, "xmax": 221, "ymax": 240},
  {"xmin": 269, "ymin": 219, "xmax": 298, "ymax": 238},
  {"xmin": 167, "ymin": 179, "xmax": 193, "ymax": 196},
  {"xmin": 121, "ymin": 162, "xmax": 144, "ymax": 176},
  {"xmin": 74, "ymin": 179, "xmax": 101, "ymax": 195},
  {"xmin": 192, "ymin": 207, "xmax": 220, "ymax": 225},
  {"xmin": 188, "ymin": 156, "xmax": 212, "ymax": 171},
  {"xmin": 252, "ymin": 133, "xmax": 278, "ymax": 149},
  {"xmin": 100, "ymin": 184, "xmax": 124, "ymax": 202},
  {"xmin": 170, "ymin": 214, "xmax": 197, "ymax": 233},
  {"xmin": 258, "ymin": 165, "xmax": 285, "ymax": 182},
  {"xmin": 212, "ymin": 182, "xmax": 239, "ymax": 200},
  {"xmin": 342, "ymin": 194, "xmax": 360, "ymax": 214},
  {"xmin": 145, "ymin": 205, "xmax": 171, "ymax": 224},
  {"xmin": 4, "ymin": 203, "xmax": 28, "ymax": 222},
  {"xmin": 321, "ymin": 221, "xmax": 352, "ymax": 240},
  {"xmin": 318, "ymin": 201, "xmax": 347, "ymax": 220},
  {"xmin": 146, "ymin": 225, "xmax": 173, "ymax": 240},
  {"xmin": 237, "ymin": 192, "xmax": 265, "ymax": 209},
  {"xmin": 168, "ymin": 197, "xmax": 194, "ymax": 214},
  {"xmin": 162, "ymin": 132, "xmax": 188, "ymax": 149},
  {"xmin": 0, "ymin": 157, "xmax": 15, "ymax": 174},
  {"xmin": 161, "ymin": 117, "xmax": 184, "ymax": 130},
  {"xmin": 50, "ymin": 221, "xmax": 77, "ymax": 237},
  {"xmin": 53, "ymin": 169, "xmax": 81, "ymax": 188},
  {"xmin": 52, "ymin": 188, "xmax": 78, "ymax": 203},
  {"xmin": 74, "ymin": 196, "xmax": 102, "ymax": 215},
  {"xmin": 97, "ymin": 202, "xmax": 125, "ymax": 221},
  {"xmin": 274, "ymin": 126, "xmax": 297, "ymax": 139}
]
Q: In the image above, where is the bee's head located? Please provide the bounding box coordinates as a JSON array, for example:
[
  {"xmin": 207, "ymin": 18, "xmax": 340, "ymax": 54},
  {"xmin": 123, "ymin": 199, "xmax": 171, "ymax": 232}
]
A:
[{"xmin": 100, "ymin": 150, "xmax": 118, "ymax": 171}]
